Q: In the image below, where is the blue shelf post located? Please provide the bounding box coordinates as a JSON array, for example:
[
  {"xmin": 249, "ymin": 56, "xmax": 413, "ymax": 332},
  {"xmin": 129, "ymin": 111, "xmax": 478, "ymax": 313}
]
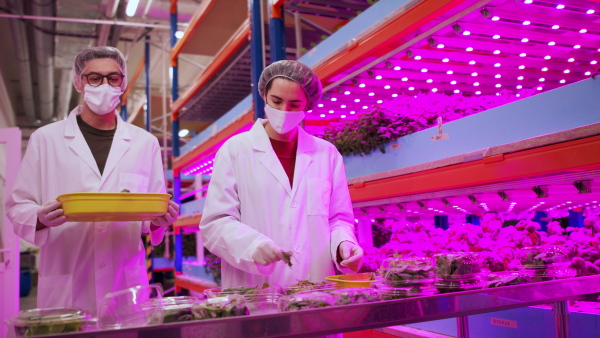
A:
[
  {"xmin": 466, "ymin": 214, "xmax": 480, "ymax": 225},
  {"xmin": 268, "ymin": 2, "xmax": 286, "ymax": 63},
  {"xmin": 171, "ymin": 0, "xmax": 183, "ymax": 288},
  {"xmin": 145, "ymin": 34, "xmax": 151, "ymax": 133},
  {"xmin": 120, "ymin": 104, "xmax": 127, "ymax": 122},
  {"xmin": 143, "ymin": 33, "xmax": 154, "ymax": 284},
  {"xmin": 434, "ymin": 215, "xmax": 449, "ymax": 230},
  {"xmin": 249, "ymin": 0, "xmax": 265, "ymax": 120},
  {"xmin": 568, "ymin": 210, "xmax": 584, "ymax": 228}
]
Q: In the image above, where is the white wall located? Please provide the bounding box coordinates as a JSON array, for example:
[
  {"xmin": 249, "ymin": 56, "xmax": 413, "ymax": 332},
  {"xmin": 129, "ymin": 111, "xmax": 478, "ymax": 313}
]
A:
[{"xmin": 0, "ymin": 128, "xmax": 22, "ymax": 338}]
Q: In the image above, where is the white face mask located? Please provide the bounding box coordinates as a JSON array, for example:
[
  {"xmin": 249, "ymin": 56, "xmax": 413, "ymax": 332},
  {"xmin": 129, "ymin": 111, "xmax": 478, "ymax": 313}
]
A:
[
  {"xmin": 83, "ymin": 84, "xmax": 123, "ymax": 116},
  {"xmin": 264, "ymin": 104, "xmax": 305, "ymax": 134}
]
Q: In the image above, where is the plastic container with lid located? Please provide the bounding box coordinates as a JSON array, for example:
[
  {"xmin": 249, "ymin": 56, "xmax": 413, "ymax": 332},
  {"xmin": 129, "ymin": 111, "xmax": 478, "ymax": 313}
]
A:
[
  {"xmin": 374, "ymin": 282, "xmax": 437, "ymax": 300},
  {"xmin": 280, "ymin": 291, "xmax": 334, "ymax": 311},
  {"xmin": 379, "ymin": 257, "xmax": 435, "ymax": 287},
  {"xmin": 330, "ymin": 287, "xmax": 381, "ymax": 305},
  {"xmin": 434, "ymin": 278, "xmax": 484, "ymax": 293},
  {"xmin": 6, "ymin": 307, "xmax": 92, "ymax": 337},
  {"xmin": 519, "ymin": 246, "xmax": 571, "ymax": 269},
  {"xmin": 519, "ymin": 246, "xmax": 576, "ymax": 282},
  {"xmin": 485, "ymin": 271, "xmax": 532, "ymax": 288},
  {"xmin": 192, "ymin": 295, "xmax": 249, "ymax": 320},
  {"xmin": 161, "ymin": 296, "xmax": 198, "ymax": 323},
  {"xmin": 435, "ymin": 252, "xmax": 482, "ymax": 280},
  {"xmin": 97, "ymin": 284, "xmax": 164, "ymax": 330},
  {"xmin": 282, "ymin": 281, "xmax": 337, "ymax": 295},
  {"xmin": 246, "ymin": 293, "xmax": 283, "ymax": 315},
  {"xmin": 204, "ymin": 284, "xmax": 283, "ymax": 300}
]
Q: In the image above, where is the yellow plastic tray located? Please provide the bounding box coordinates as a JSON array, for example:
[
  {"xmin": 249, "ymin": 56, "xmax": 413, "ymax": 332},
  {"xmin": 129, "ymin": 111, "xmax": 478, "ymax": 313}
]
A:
[
  {"xmin": 57, "ymin": 192, "xmax": 171, "ymax": 222},
  {"xmin": 325, "ymin": 273, "xmax": 375, "ymax": 288}
]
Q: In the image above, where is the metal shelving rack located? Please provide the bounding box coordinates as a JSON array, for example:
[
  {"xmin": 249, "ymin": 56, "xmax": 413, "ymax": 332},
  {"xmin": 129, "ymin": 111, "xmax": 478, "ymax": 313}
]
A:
[{"xmin": 43, "ymin": 275, "xmax": 600, "ymax": 338}]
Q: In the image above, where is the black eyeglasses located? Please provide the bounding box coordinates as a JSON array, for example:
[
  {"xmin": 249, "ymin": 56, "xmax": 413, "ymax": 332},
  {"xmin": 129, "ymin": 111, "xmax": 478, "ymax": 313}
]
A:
[{"xmin": 82, "ymin": 72, "xmax": 124, "ymax": 87}]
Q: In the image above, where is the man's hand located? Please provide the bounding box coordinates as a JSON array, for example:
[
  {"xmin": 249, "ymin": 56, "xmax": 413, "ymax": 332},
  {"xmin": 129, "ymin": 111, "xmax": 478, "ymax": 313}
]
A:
[
  {"xmin": 252, "ymin": 241, "xmax": 285, "ymax": 266},
  {"xmin": 338, "ymin": 241, "xmax": 364, "ymax": 272},
  {"xmin": 151, "ymin": 200, "xmax": 179, "ymax": 228},
  {"xmin": 36, "ymin": 200, "xmax": 67, "ymax": 229}
]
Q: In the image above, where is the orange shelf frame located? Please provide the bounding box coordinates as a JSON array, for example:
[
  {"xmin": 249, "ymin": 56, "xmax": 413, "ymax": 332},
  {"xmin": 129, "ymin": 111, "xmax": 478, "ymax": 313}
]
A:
[
  {"xmin": 122, "ymin": 56, "xmax": 144, "ymax": 106},
  {"xmin": 171, "ymin": 20, "xmax": 250, "ymax": 120},
  {"xmin": 172, "ymin": 110, "xmax": 254, "ymax": 172},
  {"xmin": 170, "ymin": 0, "xmax": 468, "ymax": 168},
  {"xmin": 170, "ymin": 0, "xmax": 217, "ymax": 66},
  {"xmin": 313, "ymin": 0, "xmax": 472, "ymax": 87},
  {"xmin": 349, "ymin": 135, "xmax": 600, "ymax": 203},
  {"xmin": 174, "ymin": 212, "xmax": 203, "ymax": 229},
  {"xmin": 175, "ymin": 275, "xmax": 218, "ymax": 293}
]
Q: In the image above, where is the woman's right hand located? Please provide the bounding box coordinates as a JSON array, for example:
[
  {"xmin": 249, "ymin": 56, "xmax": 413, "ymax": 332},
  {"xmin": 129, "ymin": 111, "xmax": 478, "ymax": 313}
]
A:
[
  {"xmin": 252, "ymin": 241, "xmax": 285, "ymax": 266},
  {"xmin": 36, "ymin": 200, "xmax": 67, "ymax": 229}
]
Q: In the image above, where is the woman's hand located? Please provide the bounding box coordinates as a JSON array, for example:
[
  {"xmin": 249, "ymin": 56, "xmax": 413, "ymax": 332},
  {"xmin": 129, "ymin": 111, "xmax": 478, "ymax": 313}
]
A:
[
  {"xmin": 338, "ymin": 241, "xmax": 364, "ymax": 273},
  {"xmin": 252, "ymin": 241, "xmax": 285, "ymax": 266},
  {"xmin": 151, "ymin": 200, "xmax": 179, "ymax": 228},
  {"xmin": 36, "ymin": 200, "xmax": 67, "ymax": 229}
]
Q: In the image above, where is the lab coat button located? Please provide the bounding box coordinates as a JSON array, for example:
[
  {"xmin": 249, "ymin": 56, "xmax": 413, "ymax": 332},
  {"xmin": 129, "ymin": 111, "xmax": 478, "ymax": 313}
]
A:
[
  {"xmin": 97, "ymin": 227, "xmax": 104, "ymax": 233},
  {"xmin": 291, "ymin": 202, "xmax": 298, "ymax": 208},
  {"xmin": 99, "ymin": 263, "xmax": 105, "ymax": 269}
]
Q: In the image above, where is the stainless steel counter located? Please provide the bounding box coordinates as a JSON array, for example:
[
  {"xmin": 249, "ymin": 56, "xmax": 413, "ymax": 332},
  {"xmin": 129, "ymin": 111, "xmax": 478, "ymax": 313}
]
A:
[{"xmin": 46, "ymin": 275, "xmax": 600, "ymax": 338}]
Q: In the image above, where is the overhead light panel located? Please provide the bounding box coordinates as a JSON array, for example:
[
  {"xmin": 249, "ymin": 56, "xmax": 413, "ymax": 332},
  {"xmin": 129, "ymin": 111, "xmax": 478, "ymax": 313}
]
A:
[{"xmin": 126, "ymin": 0, "xmax": 140, "ymax": 17}]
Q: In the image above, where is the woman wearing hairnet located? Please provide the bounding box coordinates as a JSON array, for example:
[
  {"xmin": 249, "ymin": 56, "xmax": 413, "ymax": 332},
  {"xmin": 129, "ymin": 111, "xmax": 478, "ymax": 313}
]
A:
[
  {"xmin": 6, "ymin": 46, "xmax": 179, "ymax": 315},
  {"xmin": 200, "ymin": 60, "xmax": 364, "ymax": 289}
]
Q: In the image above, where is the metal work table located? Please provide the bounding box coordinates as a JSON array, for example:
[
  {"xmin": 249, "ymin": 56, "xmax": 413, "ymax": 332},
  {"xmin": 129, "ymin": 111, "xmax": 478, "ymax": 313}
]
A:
[{"xmin": 47, "ymin": 275, "xmax": 600, "ymax": 338}]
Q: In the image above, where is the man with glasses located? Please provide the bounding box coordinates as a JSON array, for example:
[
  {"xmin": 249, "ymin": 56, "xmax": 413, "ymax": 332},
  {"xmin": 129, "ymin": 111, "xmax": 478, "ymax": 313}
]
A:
[{"xmin": 6, "ymin": 46, "xmax": 179, "ymax": 315}]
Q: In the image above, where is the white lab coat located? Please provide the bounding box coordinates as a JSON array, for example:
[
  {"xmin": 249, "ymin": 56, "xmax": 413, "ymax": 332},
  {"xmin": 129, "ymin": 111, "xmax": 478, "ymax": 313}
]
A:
[
  {"xmin": 200, "ymin": 119, "xmax": 358, "ymax": 288},
  {"xmin": 6, "ymin": 107, "xmax": 166, "ymax": 315}
]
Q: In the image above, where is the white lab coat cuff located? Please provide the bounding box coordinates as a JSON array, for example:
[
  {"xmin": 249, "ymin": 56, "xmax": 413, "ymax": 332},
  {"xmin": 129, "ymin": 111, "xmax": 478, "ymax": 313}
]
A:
[
  {"xmin": 150, "ymin": 225, "xmax": 166, "ymax": 246},
  {"xmin": 243, "ymin": 237, "xmax": 274, "ymax": 276},
  {"xmin": 33, "ymin": 227, "xmax": 50, "ymax": 247},
  {"xmin": 330, "ymin": 223, "xmax": 358, "ymax": 273},
  {"xmin": 10, "ymin": 208, "xmax": 49, "ymax": 247}
]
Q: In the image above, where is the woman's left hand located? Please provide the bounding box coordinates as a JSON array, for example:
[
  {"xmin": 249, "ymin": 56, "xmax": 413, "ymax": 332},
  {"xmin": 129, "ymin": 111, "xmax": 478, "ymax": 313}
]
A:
[
  {"xmin": 151, "ymin": 200, "xmax": 179, "ymax": 228},
  {"xmin": 338, "ymin": 241, "xmax": 364, "ymax": 272}
]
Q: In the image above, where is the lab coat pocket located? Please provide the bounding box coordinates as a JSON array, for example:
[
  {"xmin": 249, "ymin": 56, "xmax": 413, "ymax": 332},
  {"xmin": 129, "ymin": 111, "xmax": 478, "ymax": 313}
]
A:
[
  {"xmin": 38, "ymin": 273, "xmax": 73, "ymax": 308},
  {"xmin": 119, "ymin": 173, "xmax": 150, "ymax": 193},
  {"xmin": 306, "ymin": 178, "xmax": 331, "ymax": 216}
]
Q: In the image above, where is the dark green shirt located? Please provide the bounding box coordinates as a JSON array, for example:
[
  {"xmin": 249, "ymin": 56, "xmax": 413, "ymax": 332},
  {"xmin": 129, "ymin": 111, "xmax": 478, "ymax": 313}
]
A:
[{"xmin": 76, "ymin": 115, "xmax": 116, "ymax": 175}]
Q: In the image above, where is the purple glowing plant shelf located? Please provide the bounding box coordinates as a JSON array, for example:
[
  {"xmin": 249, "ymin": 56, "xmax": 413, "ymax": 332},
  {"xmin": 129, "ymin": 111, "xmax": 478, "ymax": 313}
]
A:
[{"xmin": 38, "ymin": 275, "xmax": 600, "ymax": 338}]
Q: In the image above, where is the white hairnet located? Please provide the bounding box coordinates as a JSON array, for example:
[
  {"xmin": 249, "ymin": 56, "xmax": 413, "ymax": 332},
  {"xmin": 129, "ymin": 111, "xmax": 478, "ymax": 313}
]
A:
[
  {"xmin": 71, "ymin": 46, "xmax": 128, "ymax": 93},
  {"xmin": 258, "ymin": 60, "xmax": 322, "ymax": 111}
]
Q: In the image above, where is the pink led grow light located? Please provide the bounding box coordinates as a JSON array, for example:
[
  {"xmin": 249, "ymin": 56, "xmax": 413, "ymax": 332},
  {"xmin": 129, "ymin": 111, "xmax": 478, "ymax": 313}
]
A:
[{"xmin": 304, "ymin": 0, "xmax": 600, "ymax": 126}]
